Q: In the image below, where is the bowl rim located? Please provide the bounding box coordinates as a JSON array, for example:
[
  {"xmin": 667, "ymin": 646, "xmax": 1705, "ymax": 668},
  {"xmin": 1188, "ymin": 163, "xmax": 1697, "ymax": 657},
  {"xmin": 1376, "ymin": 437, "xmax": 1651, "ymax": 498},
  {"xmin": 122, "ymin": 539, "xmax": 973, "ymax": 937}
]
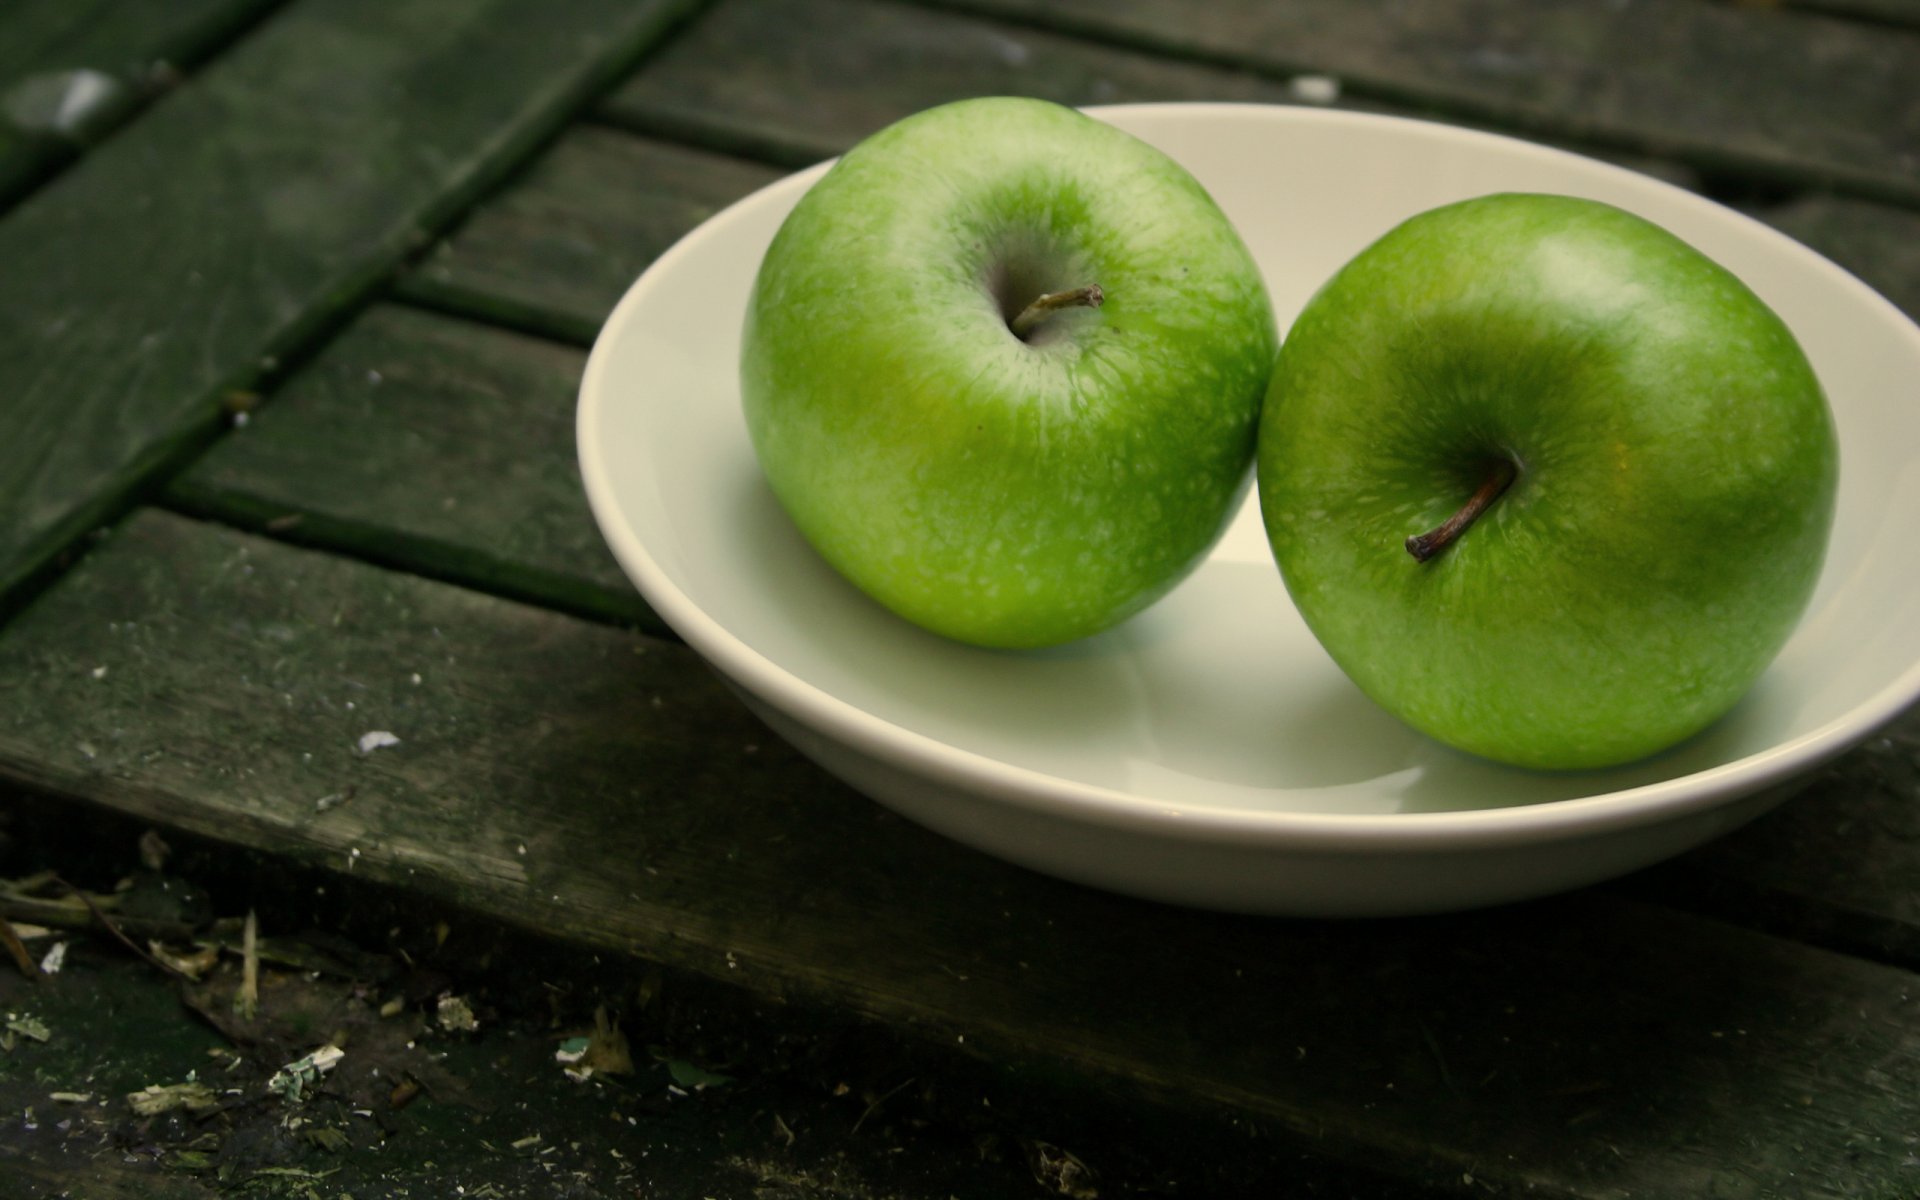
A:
[{"xmin": 578, "ymin": 100, "xmax": 1920, "ymax": 855}]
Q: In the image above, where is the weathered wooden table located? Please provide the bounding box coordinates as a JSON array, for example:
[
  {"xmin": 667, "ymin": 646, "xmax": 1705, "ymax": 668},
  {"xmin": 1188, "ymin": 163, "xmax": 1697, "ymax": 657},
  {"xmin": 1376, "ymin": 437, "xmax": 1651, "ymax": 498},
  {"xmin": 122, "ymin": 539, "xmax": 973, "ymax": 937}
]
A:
[{"xmin": 2, "ymin": 1, "xmax": 1918, "ymax": 1196}]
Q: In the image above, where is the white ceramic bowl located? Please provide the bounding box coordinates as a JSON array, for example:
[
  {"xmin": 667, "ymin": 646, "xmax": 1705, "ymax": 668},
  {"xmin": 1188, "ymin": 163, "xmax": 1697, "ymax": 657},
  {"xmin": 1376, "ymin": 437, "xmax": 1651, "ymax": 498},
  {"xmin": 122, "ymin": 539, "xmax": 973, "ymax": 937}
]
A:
[{"xmin": 579, "ymin": 104, "xmax": 1920, "ymax": 915}]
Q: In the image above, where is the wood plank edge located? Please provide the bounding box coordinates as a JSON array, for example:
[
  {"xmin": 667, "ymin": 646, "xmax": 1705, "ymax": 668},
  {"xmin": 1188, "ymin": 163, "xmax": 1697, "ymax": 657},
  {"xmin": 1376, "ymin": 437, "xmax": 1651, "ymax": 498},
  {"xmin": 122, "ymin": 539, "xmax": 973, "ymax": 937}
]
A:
[
  {"xmin": 0, "ymin": 0, "xmax": 716, "ymax": 618},
  {"xmin": 160, "ymin": 480, "xmax": 668, "ymax": 635},
  {"xmin": 397, "ymin": 0, "xmax": 722, "ymax": 246},
  {"xmin": 0, "ymin": 139, "xmax": 62, "ymax": 214},
  {"xmin": 387, "ymin": 279, "xmax": 603, "ymax": 349},
  {"xmin": 152, "ymin": 470, "xmax": 1920, "ymax": 971},
  {"xmin": 889, "ymin": 0, "xmax": 1920, "ymax": 211},
  {"xmin": 0, "ymin": 413, "xmax": 229, "ymax": 624},
  {"xmin": 120, "ymin": 491, "xmax": 1920, "ymax": 980},
  {"xmin": 0, "ymin": 0, "xmax": 292, "ymax": 215},
  {"xmin": 1783, "ymin": 0, "xmax": 1920, "ymax": 31},
  {"xmin": 583, "ymin": 106, "xmax": 835, "ymax": 172},
  {"xmin": 589, "ymin": 22, "xmax": 1709, "ymax": 200},
  {"xmin": 0, "ymin": 762, "xmax": 1582, "ymax": 1200},
  {"xmin": 0, "ymin": 276, "xmax": 370, "ymax": 617},
  {"xmin": 5, "ymin": 514, "xmax": 1909, "ymax": 1197},
  {"xmin": 142, "ymin": 0, "xmax": 293, "ymax": 72},
  {"xmin": 0, "ymin": 783, "xmax": 1478, "ymax": 1200},
  {"xmin": 1614, "ymin": 868, "xmax": 1920, "ymax": 974}
]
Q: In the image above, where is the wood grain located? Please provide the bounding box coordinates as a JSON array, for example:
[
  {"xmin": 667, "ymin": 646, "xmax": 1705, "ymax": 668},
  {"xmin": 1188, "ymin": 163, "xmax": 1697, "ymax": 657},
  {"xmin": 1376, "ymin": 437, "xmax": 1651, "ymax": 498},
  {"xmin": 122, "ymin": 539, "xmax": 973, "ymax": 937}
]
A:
[
  {"xmin": 440, "ymin": 0, "xmax": 1702, "ymax": 346},
  {"xmin": 598, "ymin": 0, "xmax": 1313, "ymax": 165},
  {"xmin": 597, "ymin": 0, "xmax": 1712, "ymax": 190},
  {"xmin": 398, "ymin": 129, "xmax": 781, "ymax": 345},
  {"xmin": 912, "ymin": 0, "xmax": 1920, "ymax": 203},
  {"xmin": 3, "ymin": 509, "xmax": 1917, "ymax": 1199},
  {"xmin": 0, "ymin": 0, "xmax": 707, "ymax": 606},
  {"xmin": 165, "ymin": 305, "xmax": 657, "ymax": 630},
  {"xmin": 1778, "ymin": 0, "xmax": 1920, "ymax": 27},
  {"xmin": 1758, "ymin": 194, "xmax": 1920, "ymax": 320},
  {"xmin": 0, "ymin": 0, "xmax": 273, "ymax": 83},
  {"xmin": 0, "ymin": 0, "xmax": 284, "ymax": 206}
]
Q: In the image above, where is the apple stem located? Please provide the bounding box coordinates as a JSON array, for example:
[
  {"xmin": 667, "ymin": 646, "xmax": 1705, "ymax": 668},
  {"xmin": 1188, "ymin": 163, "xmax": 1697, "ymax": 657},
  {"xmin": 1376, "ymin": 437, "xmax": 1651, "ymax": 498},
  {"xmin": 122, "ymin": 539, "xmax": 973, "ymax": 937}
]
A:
[
  {"xmin": 1406, "ymin": 458, "xmax": 1518, "ymax": 563},
  {"xmin": 1009, "ymin": 284, "xmax": 1104, "ymax": 340}
]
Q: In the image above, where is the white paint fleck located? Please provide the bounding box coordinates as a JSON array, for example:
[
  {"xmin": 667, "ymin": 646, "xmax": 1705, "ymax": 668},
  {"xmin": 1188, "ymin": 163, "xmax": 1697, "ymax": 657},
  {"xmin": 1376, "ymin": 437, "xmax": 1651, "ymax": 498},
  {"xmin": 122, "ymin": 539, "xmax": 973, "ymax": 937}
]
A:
[
  {"xmin": 3, "ymin": 69, "xmax": 120, "ymax": 138},
  {"xmin": 1289, "ymin": 74, "xmax": 1341, "ymax": 104}
]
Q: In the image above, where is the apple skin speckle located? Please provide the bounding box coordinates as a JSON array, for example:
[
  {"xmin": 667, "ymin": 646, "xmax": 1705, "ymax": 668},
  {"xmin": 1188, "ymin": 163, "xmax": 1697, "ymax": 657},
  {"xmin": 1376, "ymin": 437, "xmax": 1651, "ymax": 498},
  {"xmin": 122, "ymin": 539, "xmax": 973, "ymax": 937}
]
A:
[
  {"xmin": 1258, "ymin": 193, "xmax": 1838, "ymax": 770},
  {"xmin": 743, "ymin": 98, "xmax": 1277, "ymax": 649}
]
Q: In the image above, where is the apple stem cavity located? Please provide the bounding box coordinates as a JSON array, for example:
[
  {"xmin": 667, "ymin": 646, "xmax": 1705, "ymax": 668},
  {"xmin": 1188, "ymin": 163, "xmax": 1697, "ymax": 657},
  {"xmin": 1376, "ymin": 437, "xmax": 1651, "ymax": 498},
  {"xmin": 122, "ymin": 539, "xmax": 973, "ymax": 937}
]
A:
[
  {"xmin": 1406, "ymin": 457, "xmax": 1518, "ymax": 563},
  {"xmin": 1009, "ymin": 284, "xmax": 1104, "ymax": 341}
]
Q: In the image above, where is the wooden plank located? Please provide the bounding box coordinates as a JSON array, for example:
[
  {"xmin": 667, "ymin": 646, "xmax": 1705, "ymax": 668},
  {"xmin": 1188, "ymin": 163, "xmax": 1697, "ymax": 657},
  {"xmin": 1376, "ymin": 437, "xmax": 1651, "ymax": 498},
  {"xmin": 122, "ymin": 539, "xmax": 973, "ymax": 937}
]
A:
[
  {"xmin": 1758, "ymin": 194, "xmax": 1920, "ymax": 321},
  {"xmin": 164, "ymin": 305, "xmax": 658, "ymax": 630},
  {"xmin": 0, "ymin": 0, "xmax": 285, "ymax": 207},
  {"xmin": 910, "ymin": 0, "xmax": 1920, "ymax": 204},
  {"xmin": 397, "ymin": 128, "xmax": 782, "ymax": 345},
  {"xmin": 597, "ymin": 0, "xmax": 1707, "ymax": 187},
  {"xmin": 410, "ymin": 131, "xmax": 1919, "ymax": 366},
  {"xmin": 597, "ymin": 0, "xmax": 1314, "ymax": 166},
  {"xmin": 1780, "ymin": 0, "xmax": 1920, "ymax": 27},
  {"xmin": 3, "ymin": 509, "xmax": 1918, "ymax": 1199},
  {"xmin": 0, "ymin": 0, "xmax": 274, "ymax": 83},
  {"xmin": 440, "ymin": 0, "xmax": 1674, "ymax": 344},
  {"xmin": 0, "ymin": 0, "xmax": 708, "ymax": 609},
  {"xmin": 426, "ymin": 0, "xmax": 1324, "ymax": 338},
  {"xmin": 1628, "ymin": 708, "xmax": 1920, "ymax": 970}
]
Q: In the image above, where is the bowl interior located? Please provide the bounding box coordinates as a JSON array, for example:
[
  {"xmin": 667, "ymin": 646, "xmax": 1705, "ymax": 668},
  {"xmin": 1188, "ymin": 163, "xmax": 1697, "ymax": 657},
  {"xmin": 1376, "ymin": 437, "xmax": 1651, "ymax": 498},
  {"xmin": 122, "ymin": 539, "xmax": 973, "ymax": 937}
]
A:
[{"xmin": 580, "ymin": 104, "xmax": 1920, "ymax": 820}]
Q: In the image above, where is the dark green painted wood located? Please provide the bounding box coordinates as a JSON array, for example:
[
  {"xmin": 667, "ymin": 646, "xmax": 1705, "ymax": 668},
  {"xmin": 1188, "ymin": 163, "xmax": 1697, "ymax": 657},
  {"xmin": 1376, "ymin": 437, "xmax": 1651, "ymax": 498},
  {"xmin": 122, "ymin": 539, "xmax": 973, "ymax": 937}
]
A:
[
  {"xmin": 597, "ymin": 0, "xmax": 1701, "ymax": 189},
  {"xmin": 1631, "ymin": 712, "xmax": 1920, "ymax": 970},
  {"xmin": 483, "ymin": 85, "xmax": 1920, "ymax": 366},
  {"xmin": 164, "ymin": 305, "xmax": 657, "ymax": 631},
  {"xmin": 1758, "ymin": 194, "xmax": 1920, "ymax": 321},
  {"xmin": 0, "ymin": 0, "xmax": 272, "ymax": 83},
  {"xmin": 910, "ymin": 0, "xmax": 1920, "ymax": 204},
  {"xmin": 3, "ymin": 509, "xmax": 1919, "ymax": 1199},
  {"xmin": 0, "ymin": 128, "xmax": 38, "ymax": 204},
  {"xmin": 434, "ymin": 0, "xmax": 1337, "ymax": 340},
  {"xmin": 597, "ymin": 0, "xmax": 1318, "ymax": 166},
  {"xmin": 397, "ymin": 129, "xmax": 782, "ymax": 345},
  {"xmin": 0, "ymin": 0, "xmax": 708, "ymax": 608},
  {"xmin": 1778, "ymin": 0, "xmax": 1920, "ymax": 27},
  {"xmin": 0, "ymin": 0, "xmax": 285, "ymax": 207}
]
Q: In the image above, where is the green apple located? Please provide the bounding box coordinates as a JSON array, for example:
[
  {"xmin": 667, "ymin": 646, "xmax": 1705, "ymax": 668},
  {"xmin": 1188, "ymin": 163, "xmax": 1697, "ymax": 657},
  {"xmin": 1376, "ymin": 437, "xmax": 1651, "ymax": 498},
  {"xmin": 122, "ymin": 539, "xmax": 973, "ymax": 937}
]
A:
[
  {"xmin": 1258, "ymin": 193, "xmax": 1838, "ymax": 770},
  {"xmin": 742, "ymin": 97, "xmax": 1277, "ymax": 649}
]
